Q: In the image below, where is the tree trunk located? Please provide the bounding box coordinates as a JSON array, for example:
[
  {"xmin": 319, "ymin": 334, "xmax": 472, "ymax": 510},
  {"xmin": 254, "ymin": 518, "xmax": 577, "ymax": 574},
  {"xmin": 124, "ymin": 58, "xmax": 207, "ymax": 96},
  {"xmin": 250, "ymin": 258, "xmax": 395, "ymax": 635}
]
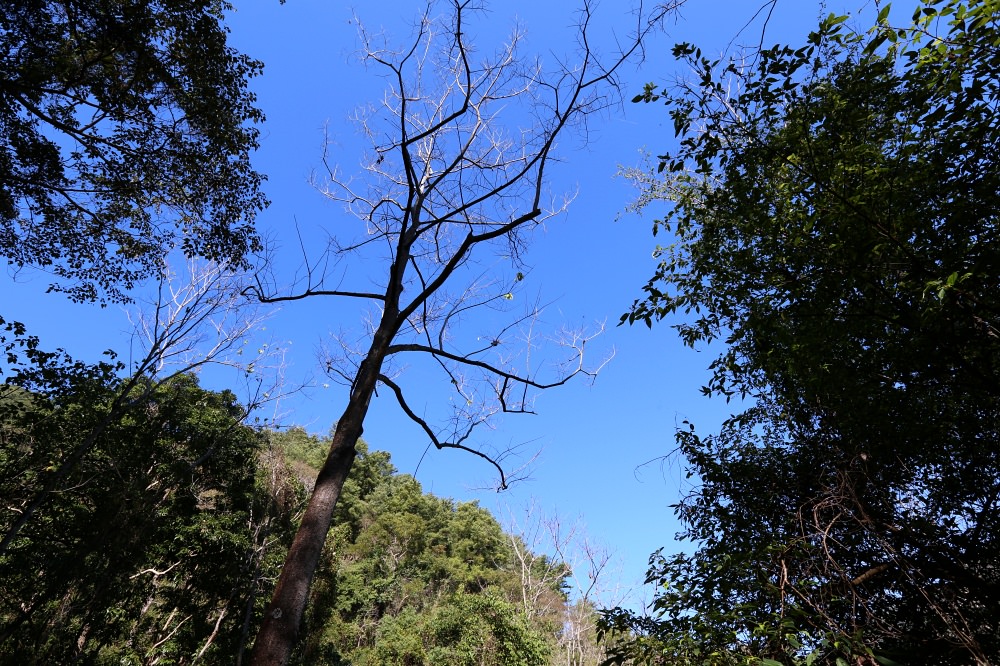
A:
[
  {"xmin": 247, "ymin": 328, "xmax": 392, "ymax": 665},
  {"xmin": 246, "ymin": 421, "xmax": 359, "ymax": 665}
]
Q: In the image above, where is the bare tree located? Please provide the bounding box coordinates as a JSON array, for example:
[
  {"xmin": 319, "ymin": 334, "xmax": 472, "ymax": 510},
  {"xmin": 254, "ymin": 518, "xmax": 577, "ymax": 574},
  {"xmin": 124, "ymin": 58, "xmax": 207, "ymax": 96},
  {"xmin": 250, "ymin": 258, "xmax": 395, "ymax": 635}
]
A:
[
  {"xmin": 504, "ymin": 502, "xmax": 632, "ymax": 665},
  {"xmin": 245, "ymin": 1, "xmax": 674, "ymax": 663}
]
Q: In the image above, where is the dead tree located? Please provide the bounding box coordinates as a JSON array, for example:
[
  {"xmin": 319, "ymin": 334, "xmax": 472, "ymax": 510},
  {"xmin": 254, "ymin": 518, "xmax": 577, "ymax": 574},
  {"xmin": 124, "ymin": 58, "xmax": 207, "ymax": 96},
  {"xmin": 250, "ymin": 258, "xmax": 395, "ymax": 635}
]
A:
[
  {"xmin": 504, "ymin": 502, "xmax": 631, "ymax": 665},
  {"xmin": 246, "ymin": 1, "xmax": 674, "ymax": 663}
]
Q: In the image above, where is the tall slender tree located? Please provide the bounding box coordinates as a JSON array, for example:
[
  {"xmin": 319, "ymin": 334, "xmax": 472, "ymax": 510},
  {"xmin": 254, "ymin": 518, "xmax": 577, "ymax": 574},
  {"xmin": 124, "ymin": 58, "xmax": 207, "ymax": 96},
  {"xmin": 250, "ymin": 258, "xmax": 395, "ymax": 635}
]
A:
[{"xmin": 247, "ymin": 1, "xmax": 676, "ymax": 662}]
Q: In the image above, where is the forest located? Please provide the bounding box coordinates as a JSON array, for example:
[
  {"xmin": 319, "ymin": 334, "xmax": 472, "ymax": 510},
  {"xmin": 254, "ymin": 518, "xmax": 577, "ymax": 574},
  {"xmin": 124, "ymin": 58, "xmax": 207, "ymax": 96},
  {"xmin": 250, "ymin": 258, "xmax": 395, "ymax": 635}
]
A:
[
  {"xmin": 2, "ymin": 0, "xmax": 998, "ymax": 664},
  {"xmin": 0, "ymin": 379, "xmax": 600, "ymax": 663}
]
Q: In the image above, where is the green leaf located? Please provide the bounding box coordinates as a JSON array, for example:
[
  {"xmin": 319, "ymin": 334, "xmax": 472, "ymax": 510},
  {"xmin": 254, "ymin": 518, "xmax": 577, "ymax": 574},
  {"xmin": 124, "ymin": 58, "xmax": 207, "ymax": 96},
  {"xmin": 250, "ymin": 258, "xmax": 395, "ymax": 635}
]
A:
[{"xmin": 874, "ymin": 656, "xmax": 904, "ymax": 666}]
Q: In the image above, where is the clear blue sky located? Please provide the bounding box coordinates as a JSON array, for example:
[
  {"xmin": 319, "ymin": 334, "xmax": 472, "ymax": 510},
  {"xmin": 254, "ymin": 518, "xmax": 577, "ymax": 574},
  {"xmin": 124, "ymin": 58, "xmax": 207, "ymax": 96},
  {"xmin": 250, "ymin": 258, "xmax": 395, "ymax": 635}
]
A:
[{"xmin": 3, "ymin": 0, "xmax": 874, "ymax": 606}]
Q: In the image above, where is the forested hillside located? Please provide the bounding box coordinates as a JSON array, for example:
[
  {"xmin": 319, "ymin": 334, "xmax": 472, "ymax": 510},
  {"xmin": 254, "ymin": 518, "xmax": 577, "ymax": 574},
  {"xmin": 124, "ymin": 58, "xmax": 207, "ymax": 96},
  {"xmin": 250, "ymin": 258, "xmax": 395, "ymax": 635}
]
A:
[
  {"xmin": 0, "ymin": 376, "xmax": 605, "ymax": 664},
  {"xmin": 274, "ymin": 427, "xmax": 607, "ymax": 666}
]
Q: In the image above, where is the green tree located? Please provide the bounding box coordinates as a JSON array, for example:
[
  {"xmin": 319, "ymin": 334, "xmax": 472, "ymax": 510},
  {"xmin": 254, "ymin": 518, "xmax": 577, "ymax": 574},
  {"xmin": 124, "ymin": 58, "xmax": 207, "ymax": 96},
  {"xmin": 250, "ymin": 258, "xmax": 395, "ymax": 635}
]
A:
[
  {"xmin": 268, "ymin": 428, "xmax": 561, "ymax": 665},
  {"xmin": 604, "ymin": 1, "xmax": 1000, "ymax": 664},
  {"xmin": 0, "ymin": 374, "xmax": 297, "ymax": 664},
  {"xmin": 1, "ymin": 0, "xmax": 265, "ymax": 304}
]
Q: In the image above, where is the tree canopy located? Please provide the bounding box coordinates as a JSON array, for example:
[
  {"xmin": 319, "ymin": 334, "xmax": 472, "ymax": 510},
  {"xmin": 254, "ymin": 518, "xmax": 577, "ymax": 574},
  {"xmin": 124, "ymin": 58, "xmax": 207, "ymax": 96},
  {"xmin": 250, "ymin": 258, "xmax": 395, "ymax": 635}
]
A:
[
  {"xmin": 1, "ymin": 378, "xmax": 603, "ymax": 664},
  {"xmin": 0, "ymin": 374, "xmax": 295, "ymax": 663},
  {"xmin": 273, "ymin": 428, "xmax": 595, "ymax": 666},
  {"xmin": 603, "ymin": 1, "xmax": 1000, "ymax": 664},
  {"xmin": 0, "ymin": 0, "xmax": 265, "ymax": 303}
]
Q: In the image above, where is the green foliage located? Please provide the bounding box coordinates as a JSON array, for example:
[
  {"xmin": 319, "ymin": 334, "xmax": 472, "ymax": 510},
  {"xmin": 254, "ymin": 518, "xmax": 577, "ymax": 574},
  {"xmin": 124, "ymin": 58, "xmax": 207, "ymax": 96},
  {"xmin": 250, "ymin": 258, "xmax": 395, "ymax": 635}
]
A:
[
  {"xmin": 280, "ymin": 430, "xmax": 559, "ymax": 665},
  {"xmin": 369, "ymin": 592, "xmax": 549, "ymax": 666},
  {"xmin": 0, "ymin": 0, "xmax": 265, "ymax": 303},
  {"xmin": 0, "ymin": 374, "xmax": 297, "ymax": 663},
  {"xmin": 607, "ymin": 1, "xmax": 1000, "ymax": 664},
  {"xmin": 276, "ymin": 426, "xmax": 331, "ymax": 470},
  {"xmin": 0, "ymin": 382, "xmax": 586, "ymax": 664},
  {"xmin": 0, "ymin": 4, "xmax": 271, "ymax": 649}
]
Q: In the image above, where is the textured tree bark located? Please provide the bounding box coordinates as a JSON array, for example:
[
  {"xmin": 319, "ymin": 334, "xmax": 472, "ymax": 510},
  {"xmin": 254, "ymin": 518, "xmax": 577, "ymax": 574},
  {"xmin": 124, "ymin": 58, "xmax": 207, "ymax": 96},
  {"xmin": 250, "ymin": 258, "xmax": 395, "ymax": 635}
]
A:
[
  {"xmin": 248, "ymin": 310, "xmax": 398, "ymax": 665},
  {"xmin": 246, "ymin": 414, "xmax": 359, "ymax": 666}
]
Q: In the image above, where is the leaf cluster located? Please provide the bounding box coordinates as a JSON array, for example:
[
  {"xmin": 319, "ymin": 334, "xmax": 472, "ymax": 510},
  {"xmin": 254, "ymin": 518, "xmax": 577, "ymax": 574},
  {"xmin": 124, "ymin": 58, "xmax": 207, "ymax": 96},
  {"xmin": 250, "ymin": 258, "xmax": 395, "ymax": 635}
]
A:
[{"xmin": 0, "ymin": 0, "xmax": 266, "ymax": 303}]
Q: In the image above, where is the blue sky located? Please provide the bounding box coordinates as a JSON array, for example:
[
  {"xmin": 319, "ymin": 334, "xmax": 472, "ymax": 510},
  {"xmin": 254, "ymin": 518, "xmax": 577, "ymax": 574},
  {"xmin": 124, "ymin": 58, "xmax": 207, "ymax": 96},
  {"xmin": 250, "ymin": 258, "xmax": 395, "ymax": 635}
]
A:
[{"xmin": 4, "ymin": 0, "xmax": 874, "ymax": 606}]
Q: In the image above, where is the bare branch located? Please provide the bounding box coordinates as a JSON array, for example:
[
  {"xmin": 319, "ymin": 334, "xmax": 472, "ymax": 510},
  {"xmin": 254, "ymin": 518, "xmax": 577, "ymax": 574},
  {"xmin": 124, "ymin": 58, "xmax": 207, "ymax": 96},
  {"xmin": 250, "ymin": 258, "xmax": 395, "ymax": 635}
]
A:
[
  {"xmin": 250, "ymin": 2, "xmax": 670, "ymax": 658},
  {"xmin": 129, "ymin": 562, "xmax": 183, "ymax": 580},
  {"xmin": 379, "ymin": 373, "xmax": 511, "ymax": 489}
]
